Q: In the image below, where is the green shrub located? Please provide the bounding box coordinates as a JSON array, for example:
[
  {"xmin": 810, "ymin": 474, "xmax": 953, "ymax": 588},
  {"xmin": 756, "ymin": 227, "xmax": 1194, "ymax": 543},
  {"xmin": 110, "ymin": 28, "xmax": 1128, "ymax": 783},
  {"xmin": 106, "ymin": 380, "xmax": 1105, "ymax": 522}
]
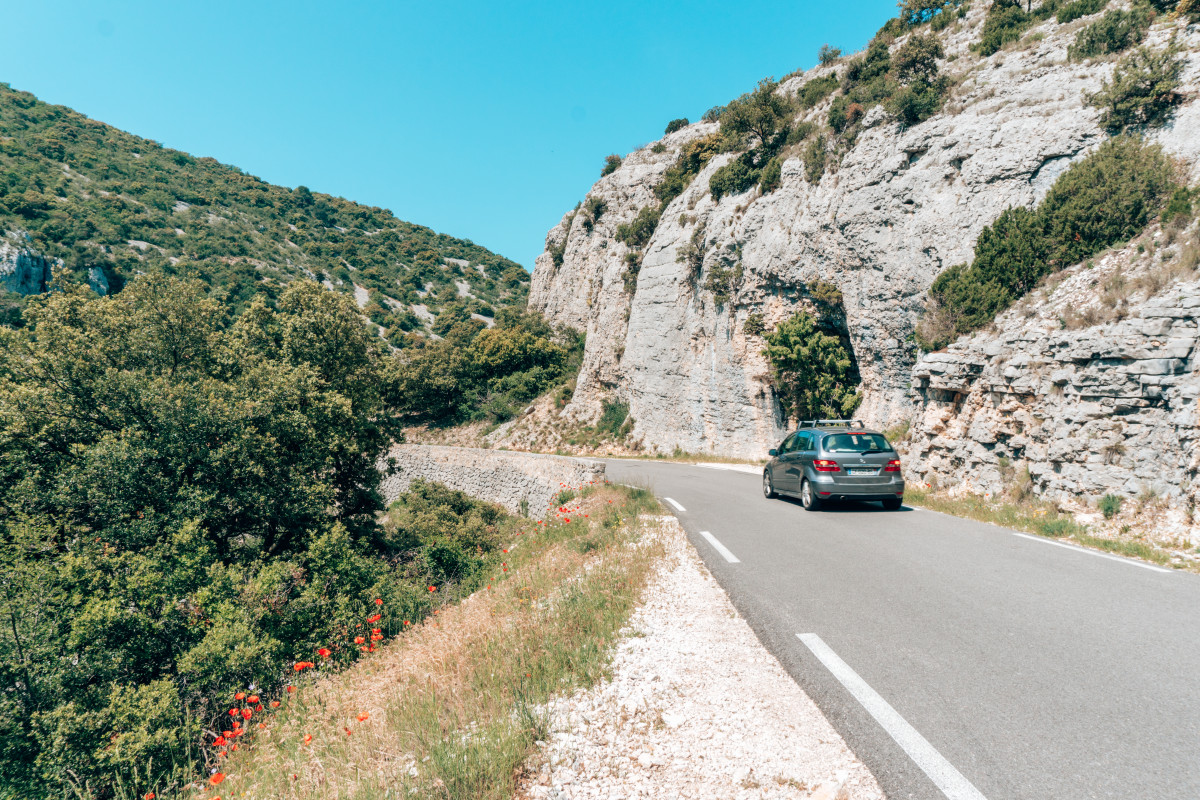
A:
[
  {"xmin": 703, "ymin": 261, "xmax": 744, "ymax": 305},
  {"xmin": 664, "ymin": 117, "xmax": 689, "ymax": 135},
  {"xmin": 786, "ymin": 120, "xmax": 817, "ymax": 146},
  {"xmin": 759, "ymin": 155, "xmax": 784, "ymax": 194},
  {"xmin": 977, "ymin": 0, "xmax": 1031, "ymax": 55},
  {"xmin": 743, "ymin": 312, "xmax": 766, "ymax": 336},
  {"xmin": 1056, "ymin": 0, "xmax": 1108, "ymax": 24},
  {"xmin": 1099, "ymin": 493, "xmax": 1123, "ymax": 519},
  {"xmin": 764, "ymin": 311, "xmax": 861, "ymax": 421},
  {"xmin": 654, "ymin": 132, "xmax": 722, "ymax": 208},
  {"xmin": 710, "ymin": 153, "xmax": 761, "ymax": 200},
  {"xmin": 798, "ymin": 73, "xmax": 839, "ymax": 109},
  {"xmin": 702, "ymin": 104, "xmax": 726, "ymax": 122},
  {"xmin": 1180, "ymin": 0, "xmax": 1200, "ymax": 21},
  {"xmin": 597, "ymin": 399, "xmax": 631, "ymax": 438},
  {"xmin": 818, "ymin": 43, "xmax": 843, "ymax": 64},
  {"xmin": 581, "ymin": 195, "xmax": 607, "ymax": 232},
  {"xmin": 1088, "ymin": 43, "xmax": 1185, "ymax": 131},
  {"xmin": 719, "ymin": 78, "xmax": 793, "ymax": 148},
  {"xmin": 1068, "ymin": 7, "xmax": 1152, "ymax": 60},
  {"xmin": 601, "ymin": 154, "xmax": 622, "ymax": 176},
  {"xmin": 615, "ymin": 205, "xmax": 662, "ymax": 249},
  {"xmin": 921, "ymin": 136, "xmax": 1175, "ymax": 347},
  {"xmin": 651, "ymin": 142, "xmax": 667, "ymax": 153},
  {"xmin": 803, "ymin": 135, "xmax": 828, "ymax": 183},
  {"xmin": 1164, "ymin": 186, "xmax": 1194, "ymax": 225},
  {"xmin": 889, "ymin": 79, "xmax": 947, "ymax": 126}
]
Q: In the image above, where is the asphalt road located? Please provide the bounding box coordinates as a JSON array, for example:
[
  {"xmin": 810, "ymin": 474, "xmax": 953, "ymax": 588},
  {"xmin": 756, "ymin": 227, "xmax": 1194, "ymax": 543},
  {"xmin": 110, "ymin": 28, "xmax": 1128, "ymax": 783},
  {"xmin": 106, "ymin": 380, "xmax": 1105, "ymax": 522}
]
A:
[{"xmin": 603, "ymin": 459, "xmax": 1200, "ymax": 800}]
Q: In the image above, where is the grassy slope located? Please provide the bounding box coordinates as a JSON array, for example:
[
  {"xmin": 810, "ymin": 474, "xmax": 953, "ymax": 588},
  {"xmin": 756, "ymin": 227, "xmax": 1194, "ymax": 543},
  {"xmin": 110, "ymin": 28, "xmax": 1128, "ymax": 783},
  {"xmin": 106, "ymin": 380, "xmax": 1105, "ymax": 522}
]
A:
[
  {"xmin": 0, "ymin": 83, "xmax": 527, "ymax": 328},
  {"xmin": 192, "ymin": 484, "xmax": 662, "ymax": 800}
]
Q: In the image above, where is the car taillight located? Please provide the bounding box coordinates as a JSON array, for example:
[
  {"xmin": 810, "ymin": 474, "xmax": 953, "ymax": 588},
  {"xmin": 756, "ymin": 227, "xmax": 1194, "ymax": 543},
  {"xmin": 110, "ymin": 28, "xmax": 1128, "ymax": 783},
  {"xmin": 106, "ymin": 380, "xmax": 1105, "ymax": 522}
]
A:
[
  {"xmin": 885, "ymin": 459, "xmax": 901, "ymax": 472},
  {"xmin": 813, "ymin": 459, "xmax": 840, "ymax": 472}
]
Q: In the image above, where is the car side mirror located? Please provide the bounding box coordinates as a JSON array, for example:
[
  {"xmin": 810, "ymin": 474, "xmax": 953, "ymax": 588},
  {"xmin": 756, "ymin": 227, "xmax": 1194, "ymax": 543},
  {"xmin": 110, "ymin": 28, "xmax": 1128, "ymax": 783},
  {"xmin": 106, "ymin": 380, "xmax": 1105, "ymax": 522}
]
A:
[{"xmin": 768, "ymin": 448, "xmax": 778, "ymax": 457}]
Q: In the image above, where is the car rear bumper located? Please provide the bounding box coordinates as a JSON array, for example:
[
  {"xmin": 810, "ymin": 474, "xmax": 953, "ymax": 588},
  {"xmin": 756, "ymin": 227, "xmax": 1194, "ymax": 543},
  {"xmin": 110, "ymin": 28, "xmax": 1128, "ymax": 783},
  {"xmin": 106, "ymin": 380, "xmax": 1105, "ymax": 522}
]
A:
[{"xmin": 814, "ymin": 482, "xmax": 905, "ymax": 501}]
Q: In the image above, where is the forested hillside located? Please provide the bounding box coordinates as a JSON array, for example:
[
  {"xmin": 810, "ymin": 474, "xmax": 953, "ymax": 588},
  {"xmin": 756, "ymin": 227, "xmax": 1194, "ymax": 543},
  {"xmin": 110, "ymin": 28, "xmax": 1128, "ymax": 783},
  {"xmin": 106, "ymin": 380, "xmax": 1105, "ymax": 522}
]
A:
[{"xmin": 0, "ymin": 83, "xmax": 528, "ymax": 342}]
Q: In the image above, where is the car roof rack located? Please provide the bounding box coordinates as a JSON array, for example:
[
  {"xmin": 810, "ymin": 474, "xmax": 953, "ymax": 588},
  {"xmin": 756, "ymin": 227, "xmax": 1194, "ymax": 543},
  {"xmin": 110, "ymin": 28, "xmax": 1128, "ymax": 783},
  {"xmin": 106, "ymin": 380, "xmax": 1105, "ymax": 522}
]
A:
[{"xmin": 798, "ymin": 419, "xmax": 866, "ymax": 429}]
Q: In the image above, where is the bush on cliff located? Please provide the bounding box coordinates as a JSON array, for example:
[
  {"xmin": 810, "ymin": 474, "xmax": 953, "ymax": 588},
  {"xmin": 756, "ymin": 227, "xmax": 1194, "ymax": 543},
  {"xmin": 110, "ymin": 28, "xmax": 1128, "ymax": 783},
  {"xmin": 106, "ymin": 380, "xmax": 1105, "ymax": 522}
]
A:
[
  {"xmin": 1068, "ymin": 6, "xmax": 1153, "ymax": 60},
  {"xmin": 0, "ymin": 275, "xmax": 524, "ymax": 796},
  {"xmin": 1088, "ymin": 43, "xmax": 1185, "ymax": 132},
  {"xmin": 918, "ymin": 136, "xmax": 1176, "ymax": 349},
  {"xmin": 764, "ymin": 311, "xmax": 861, "ymax": 421}
]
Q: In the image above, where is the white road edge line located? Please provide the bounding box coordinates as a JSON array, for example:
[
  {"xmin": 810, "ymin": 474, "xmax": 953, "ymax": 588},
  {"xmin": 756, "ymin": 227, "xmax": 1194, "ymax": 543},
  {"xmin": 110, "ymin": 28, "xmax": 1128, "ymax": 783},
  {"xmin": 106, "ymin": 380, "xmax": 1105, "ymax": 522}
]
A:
[
  {"xmin": 797, "ymin": 634, "xmax": 988, "ymax": 800},
  {"xmin": 663, "ymin": 497, "xmax": 686, "ymax": 512},
  {"xmin": 699, "ymin": 531, "xmax": 740, "ymax": 563},
  {"xmin": 1011, "ymin": 532, "xmax": 1172, "ymax": 573}
]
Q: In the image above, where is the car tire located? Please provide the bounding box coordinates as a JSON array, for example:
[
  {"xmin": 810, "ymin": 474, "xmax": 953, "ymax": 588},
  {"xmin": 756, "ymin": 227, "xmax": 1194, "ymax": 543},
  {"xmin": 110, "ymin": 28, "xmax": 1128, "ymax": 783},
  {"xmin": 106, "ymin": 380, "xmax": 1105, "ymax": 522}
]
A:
[
  {"xmin": 800, "ymin": 479, "xmax": 822, "ymax": 511},
  {"xmin": 763, "ymin": 470, "xmax": 777, "ymax": 499},
  {"xmin": 882, "ymin": 497, "xmax": 903, "ymax": 511}
]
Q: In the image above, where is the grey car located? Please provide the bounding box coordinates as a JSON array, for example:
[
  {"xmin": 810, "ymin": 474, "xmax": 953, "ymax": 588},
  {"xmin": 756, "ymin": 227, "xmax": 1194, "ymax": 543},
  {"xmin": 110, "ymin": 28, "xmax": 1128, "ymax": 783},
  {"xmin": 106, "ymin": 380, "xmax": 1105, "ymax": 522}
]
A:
[{"xmin": 763, "ymin": 421, "xmax": 905, "ymax": 511}]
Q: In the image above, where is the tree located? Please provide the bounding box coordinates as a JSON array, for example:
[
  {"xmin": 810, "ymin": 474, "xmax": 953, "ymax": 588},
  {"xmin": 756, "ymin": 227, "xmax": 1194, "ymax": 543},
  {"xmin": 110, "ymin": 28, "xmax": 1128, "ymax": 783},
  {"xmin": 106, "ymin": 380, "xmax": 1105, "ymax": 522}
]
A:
[
  {"xmin": 764, "ymin": 311, "xmax": 861, "ymax": 422},
  {"xmin": 719, "ymin": 78, "xmax": 792, "ymax": 148},
  {"xmin": 818, "ymin": 44, "xmax": 842, "ymax": 65},
  {"xmin": 601, "ymin": 154, "xmax": 622, "ymax": 176},
  {"xmin": 664, "ymin": 117, "xmax": 689, "ymax": 135},
  {"xmin": 1088, "ymin": 43, "xmax": 1185, "ymax": 132},
  {"xmin": 893, "ymin": 32, "xmax": 944, "ymax": 84},
  {"xmin": 898, "ymin": 0, "xmax": 958, "ymax": 27}
]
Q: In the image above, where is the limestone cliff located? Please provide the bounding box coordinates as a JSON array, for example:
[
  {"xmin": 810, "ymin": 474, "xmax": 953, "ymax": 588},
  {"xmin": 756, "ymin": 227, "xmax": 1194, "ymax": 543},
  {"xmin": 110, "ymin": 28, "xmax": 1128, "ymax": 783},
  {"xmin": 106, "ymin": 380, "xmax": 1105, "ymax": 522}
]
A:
[
  {"xmin": 0, "ymin": 235, "xmax": 55, "ymax": 295},
  {"xmin": 526, "ymin": 4, "xmax": 1200, "ymax": 461}
]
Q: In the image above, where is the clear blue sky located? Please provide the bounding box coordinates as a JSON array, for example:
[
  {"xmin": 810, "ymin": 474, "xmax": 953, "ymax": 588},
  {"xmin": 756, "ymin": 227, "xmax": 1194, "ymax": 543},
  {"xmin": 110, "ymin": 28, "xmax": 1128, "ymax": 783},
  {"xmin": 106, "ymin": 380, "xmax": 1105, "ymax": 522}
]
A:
[{"xmin": 3, "ymin": 1, "xmax": 896, "ymax": 268}]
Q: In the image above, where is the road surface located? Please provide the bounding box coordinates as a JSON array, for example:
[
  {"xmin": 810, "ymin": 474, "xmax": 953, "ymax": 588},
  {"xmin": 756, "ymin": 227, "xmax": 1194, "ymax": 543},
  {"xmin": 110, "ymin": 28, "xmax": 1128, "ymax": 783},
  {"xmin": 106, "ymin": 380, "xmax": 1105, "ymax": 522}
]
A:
[{"xmin": 603, "ymin": 459, "xmax": 1200, "ymax": 800}]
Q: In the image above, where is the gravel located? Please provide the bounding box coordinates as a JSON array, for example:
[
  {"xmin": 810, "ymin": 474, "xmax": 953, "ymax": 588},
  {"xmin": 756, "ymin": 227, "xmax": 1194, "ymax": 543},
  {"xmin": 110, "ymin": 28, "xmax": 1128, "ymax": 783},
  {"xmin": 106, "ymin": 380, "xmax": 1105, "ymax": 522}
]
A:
[{"xmin": 516, "ymin": 516, "xmax": 883, "ymax": 800}]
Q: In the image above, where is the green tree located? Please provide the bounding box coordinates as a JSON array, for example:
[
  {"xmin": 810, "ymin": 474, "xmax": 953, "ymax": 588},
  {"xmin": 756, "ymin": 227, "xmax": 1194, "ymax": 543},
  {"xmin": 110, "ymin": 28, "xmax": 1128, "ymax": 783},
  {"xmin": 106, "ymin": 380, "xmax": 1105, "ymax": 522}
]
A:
[
  {"xmin": 1088, "ymin": 43, "xmax": 1185, "ymax": 131},
  {"xmin": 719, "ymin": 78, "xmax": 792, "ymax": 148},
  {"xmin": 664, "ymin": 118, "xmax": 689, "ymax": 135},
  {"xmin": 764, "ymin": 311, "xmax": 861, "ymax": 422},
  {"xmin": 601, "ymin": 154, "xmax": 622, "ymax": 176},
  {"xmin": 818, "ymin": 43, "xmax": 842, "ymax": 64}
]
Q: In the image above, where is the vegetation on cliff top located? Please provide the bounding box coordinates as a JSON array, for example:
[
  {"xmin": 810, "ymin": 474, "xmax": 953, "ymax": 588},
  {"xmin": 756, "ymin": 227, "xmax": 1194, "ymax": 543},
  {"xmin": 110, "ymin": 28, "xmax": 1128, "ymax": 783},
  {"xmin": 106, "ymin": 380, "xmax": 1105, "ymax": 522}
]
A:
[{"xmin": 0, "ymin": 83, "xmax": 528, "ymax": 330}]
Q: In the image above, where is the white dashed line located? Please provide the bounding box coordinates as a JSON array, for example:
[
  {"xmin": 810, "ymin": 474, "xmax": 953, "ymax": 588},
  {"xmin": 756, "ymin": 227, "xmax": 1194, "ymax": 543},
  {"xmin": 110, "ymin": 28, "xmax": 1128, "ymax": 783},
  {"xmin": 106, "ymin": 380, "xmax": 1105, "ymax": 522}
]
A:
[
  {"xmin": 797, "ymin": 634, "xmax": 988, "ymax": 800},
  {"xmin": 698, "ymin": 531, "xmax": 740, "ymax": 563},
  {"xmin": 1011, "ymin": 532, "xmax": 1171, "ymax": 573},
  {"xmin": 663, "ymin": 497, "xmax": 686, "ymax": 512}
]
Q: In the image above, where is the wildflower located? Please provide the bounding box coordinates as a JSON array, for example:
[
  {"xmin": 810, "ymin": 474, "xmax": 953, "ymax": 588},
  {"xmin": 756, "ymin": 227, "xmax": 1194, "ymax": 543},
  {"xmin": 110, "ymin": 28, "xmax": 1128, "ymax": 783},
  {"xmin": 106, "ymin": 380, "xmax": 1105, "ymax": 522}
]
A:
[
  {"xmin": 303, "ymin": 734, "xmax": 312, "ymax": 745},
  {"xmin": 216, "ymin": 750, "xmax": 227, "ymax": 758},
  {"xmin": 503, "ymin": 548, "xmax": 508, "ymax": 553},
  {"xmin": 234, "ymin": 692, "xmax": 245, "ymax": 700},
  {"xmin": 357, "ymin": 712, "xmax": 369, "ymax": 722},
  {"xmin": 354, "ymin": 636, "xmax": 365, "ymax": 644},
  {"xmin": 564, "ymin": 517, "xmax": 570, "ymax": 522},
  {"xmin": 366, "ymin": 613, "xmax": 381, "ymax": 623},
  {"xmin": 317, "ymin": 647, "xmax": 331, "ymax": 658},
  {"xmin": 429, "ymin": 585, "xmax": 437, "ymax": 592},
  {"xmin": 344, "ymin": 727, "xmax": 353, "ymax": 736},
  {"xmin": 257, "ymin": 722, "xmax": 266, "ymax": 730},
  {"xmin": 403, "ymin": 620, "xmax": 411, "ymax": 625},
  {"xmin": 241, "ymin": 709, "xmax": 253, "ymax": 720},
  {"xmin": 144, "ymin": 793, "xmax": 155, "ymax": 799},
  {"xmin": 246, "ymin": 695, "xmax": 259, "ymax": 704},
  {"xmin": 375, "ymin": 598, "xmax": 383, "ymax": 605},
  {"xmin": 287, "ymin": 685, "xmax": 296, "ymax": 693},
  {"xmin": 210, "ymin": 773, "xmax": 225, "ymax": 786},
  {"xmin": 228, "ymin": 708, "xmax": 239, "ymax": 717},
  {"xmin": 213, "ymin": 736, "xmax": 227, "ymax": 747}
]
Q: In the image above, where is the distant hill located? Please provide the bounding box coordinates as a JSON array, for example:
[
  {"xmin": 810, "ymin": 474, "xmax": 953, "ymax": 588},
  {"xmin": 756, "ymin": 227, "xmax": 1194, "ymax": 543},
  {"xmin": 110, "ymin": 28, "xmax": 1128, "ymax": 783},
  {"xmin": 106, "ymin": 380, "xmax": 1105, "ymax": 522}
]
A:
[{"xmin": 0, "ymin": 83, "xmax": 528, "ymax": 340}]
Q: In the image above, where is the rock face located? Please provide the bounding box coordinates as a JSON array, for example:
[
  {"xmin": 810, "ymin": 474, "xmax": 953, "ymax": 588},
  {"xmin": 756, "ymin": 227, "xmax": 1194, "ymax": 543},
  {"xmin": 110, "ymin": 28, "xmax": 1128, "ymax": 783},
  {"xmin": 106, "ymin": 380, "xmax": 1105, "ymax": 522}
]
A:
[
  {"xmin": 0, "ymin": 236, "xmax": 55, "ymax": 295},
  {"xmin": 380, "ymin": 444, "xmax": 605, "ymax": 518},
  {"xmin": 907, "ymin": 226, "xmax": 1200, "ymax": 508},
  {"xmin": 529, "ymin": 8, "xmax": 1200, "ymax": 460}
]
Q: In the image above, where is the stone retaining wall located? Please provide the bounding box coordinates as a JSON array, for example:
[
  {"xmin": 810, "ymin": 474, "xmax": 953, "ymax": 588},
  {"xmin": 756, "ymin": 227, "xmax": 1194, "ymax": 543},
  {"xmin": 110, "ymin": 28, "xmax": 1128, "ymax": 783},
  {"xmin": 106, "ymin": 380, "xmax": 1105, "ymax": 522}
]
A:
[{"xmin": 380, "ymin": 444, "xmax": 606, "ymax": 518}]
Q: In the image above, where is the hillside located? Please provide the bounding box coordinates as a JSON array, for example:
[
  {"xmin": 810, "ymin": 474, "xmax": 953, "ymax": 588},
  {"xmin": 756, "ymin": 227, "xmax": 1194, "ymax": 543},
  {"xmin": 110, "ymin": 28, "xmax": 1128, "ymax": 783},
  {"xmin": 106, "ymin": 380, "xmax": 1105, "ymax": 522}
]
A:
[
  {"xmin": 512, "ymin": 0, "xmax": 1200, "ymax": 470},
  {"xmin": 0, "ymin": 83, "xmax": 528, "ymax": 341}
]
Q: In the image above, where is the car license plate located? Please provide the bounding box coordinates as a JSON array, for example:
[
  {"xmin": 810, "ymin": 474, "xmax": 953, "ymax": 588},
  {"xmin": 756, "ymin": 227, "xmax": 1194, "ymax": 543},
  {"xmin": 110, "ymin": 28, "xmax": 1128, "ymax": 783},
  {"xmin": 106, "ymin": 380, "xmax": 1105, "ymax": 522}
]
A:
[{"xmin": 848, "ymin": 468, "xmax": 876, "ymax": 475}]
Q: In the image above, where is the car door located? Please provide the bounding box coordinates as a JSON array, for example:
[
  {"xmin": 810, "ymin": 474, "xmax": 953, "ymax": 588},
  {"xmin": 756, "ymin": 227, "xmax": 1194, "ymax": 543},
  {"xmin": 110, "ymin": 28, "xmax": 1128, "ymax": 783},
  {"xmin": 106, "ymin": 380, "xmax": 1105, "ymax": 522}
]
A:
[
  {"xmin": 775, "ymin": 433, "xmax": 802, "ymax": 494},
  {"xmin": 794, "ymin": 432, "xmax": 816, "ymax": 488}
]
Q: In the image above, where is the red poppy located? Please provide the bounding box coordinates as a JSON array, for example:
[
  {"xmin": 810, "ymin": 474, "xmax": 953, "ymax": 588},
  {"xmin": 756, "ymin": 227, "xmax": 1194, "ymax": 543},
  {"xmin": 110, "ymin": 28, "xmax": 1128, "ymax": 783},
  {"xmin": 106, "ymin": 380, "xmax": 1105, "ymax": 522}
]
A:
[
  {"xmin": 429, "ymin": 585, "xmax": 437, "ymax": 592},
  {"xmin": 366, "ymin": 613, "xmax": 381, "ymax": 623},
  {"xmin": 317, "ymin": 648, "xmax": 331, "ymax": 658},
  {"xmin": 210, "ymin": 773, "xmax": 225, "ymax": 786},
  {"xmin": 287, "ymin": 685, "xmax": 296, "ymax": 693},
  {"xmin": 375, "ymin": 598, "xmax": 383, "ymax": 605},
  {"xmin": 354, "ymin": 636, "xmax": 365, "ymax": 644},
  {"xmin": 344, "ymin": 727, "xmax": 353, "ymax": 736},
  {"xmin": 234, "ymin": 692, "xmax": 244, "ymax": 700},
  {"xmin": 213, "ymin": 736, "xmax": 227, "ymax": 746},
  {"xmin": 228, "ymin": 708, "xmax": 238, "ymax": 717},
  {"xmin": 303, "ymin": 734, "xmax": 312, "ymax": 745},
  {"xmin": 270, "ymin": 700, "xmax": 280, "ymax": 708},
  {"xmin": 357, "ymin": 712, "xmax": 369, "ymax": 722},
  {"xmin": 144, "ymin": 793, "xmax": 155, "ymax": 799},
  {"xmin": 241, "ymin": 708, "xmax": 252, "ymax": 720},
  {"xmin": 246, "ymin": 695, "xmax": 259, "ymax": 704},
  {"xmin": 403, "ymin": 620, "xmax": 411, "ymax": 625}
]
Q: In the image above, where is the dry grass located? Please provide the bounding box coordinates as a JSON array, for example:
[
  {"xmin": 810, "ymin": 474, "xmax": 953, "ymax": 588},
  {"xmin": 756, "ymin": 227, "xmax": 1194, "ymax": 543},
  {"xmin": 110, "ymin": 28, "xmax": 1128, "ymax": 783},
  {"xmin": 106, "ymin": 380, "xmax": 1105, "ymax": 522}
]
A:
[{"xmin": 207, "ymin": 485, "xmax": 664, "ymax": 799}]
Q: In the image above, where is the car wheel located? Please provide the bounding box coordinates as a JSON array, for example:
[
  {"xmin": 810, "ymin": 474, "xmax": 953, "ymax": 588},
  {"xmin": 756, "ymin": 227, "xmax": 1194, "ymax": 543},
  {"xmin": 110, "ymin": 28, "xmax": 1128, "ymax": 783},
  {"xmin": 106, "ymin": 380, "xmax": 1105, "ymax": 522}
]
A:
[
  {"xmin": 763, "ymin": 470, "xmax": 777, "ymax": 499},
  {"xmin": 800, "ymin": 480, "xmax": 822, "ymax": 511},
  {"xmin": 882, "ymin": 497, "xmax": 903, "ymax": 511}
]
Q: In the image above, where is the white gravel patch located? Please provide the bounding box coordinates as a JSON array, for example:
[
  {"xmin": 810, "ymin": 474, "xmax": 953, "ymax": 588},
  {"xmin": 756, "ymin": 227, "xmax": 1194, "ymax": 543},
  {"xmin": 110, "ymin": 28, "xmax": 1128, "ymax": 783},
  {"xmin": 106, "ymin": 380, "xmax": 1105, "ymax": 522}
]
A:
[{"xmin": 517, "ymin": 517, "xmax": 883, "ymax": 800}]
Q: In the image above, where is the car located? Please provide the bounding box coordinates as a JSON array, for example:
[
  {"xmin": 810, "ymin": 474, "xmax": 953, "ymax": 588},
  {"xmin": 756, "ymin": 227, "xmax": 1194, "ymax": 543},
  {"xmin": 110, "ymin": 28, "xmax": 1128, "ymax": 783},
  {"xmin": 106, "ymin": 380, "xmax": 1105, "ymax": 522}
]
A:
[{"xmin": 763, "ymin": 420, "xmax": 905, "ymax": 511}]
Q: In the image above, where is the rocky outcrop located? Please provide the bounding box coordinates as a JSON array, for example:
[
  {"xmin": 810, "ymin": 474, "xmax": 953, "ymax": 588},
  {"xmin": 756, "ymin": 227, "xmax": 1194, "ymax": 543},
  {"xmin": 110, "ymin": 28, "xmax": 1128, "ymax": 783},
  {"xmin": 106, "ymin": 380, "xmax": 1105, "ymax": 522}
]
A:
[
  {"xmin": 380, "ymin": 444, "xmax": 606, "ymax": 518},
  {"xmin": 907, "ymin": 225, "xmax": 1200, "ymax": 508},
  {"xmin": 530, "ymin": 8, "xmax": 1200, "ymax": 459},
  {"xmin": 0, "ymin": 236, "xmax": 55, "ymax": 295}
]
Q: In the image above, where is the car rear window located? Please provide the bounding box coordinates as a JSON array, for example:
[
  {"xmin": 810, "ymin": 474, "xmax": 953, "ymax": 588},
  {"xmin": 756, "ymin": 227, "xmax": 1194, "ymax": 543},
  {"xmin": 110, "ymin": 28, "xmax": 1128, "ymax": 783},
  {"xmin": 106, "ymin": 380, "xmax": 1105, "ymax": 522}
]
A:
[{"xmin": 822, "ymin": 433, "xmax": 891, "ymax": 453}]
